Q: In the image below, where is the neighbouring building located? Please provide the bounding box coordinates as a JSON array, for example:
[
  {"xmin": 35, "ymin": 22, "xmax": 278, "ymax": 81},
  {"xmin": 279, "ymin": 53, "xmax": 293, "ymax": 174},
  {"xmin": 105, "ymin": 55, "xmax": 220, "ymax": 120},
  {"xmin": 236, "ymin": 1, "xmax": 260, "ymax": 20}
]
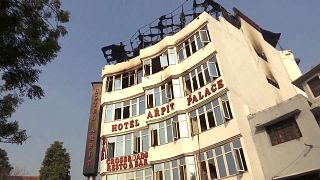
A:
[{"xmin": 94, "ymin": 1, "xmax": 320, "ymax": 179}]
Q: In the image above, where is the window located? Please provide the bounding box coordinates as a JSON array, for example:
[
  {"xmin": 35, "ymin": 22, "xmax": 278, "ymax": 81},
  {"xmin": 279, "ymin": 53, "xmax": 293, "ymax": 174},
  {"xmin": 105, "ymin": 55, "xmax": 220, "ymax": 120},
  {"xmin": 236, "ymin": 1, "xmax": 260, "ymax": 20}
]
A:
[
  {"xmin": 114, "ymin": 103, "xmax": 122, "ymax": 120},
  {"xmin": 199, "ymin": 140, "xmax": 247, "ymax": 179},
  {"xmin": 122, "ymin": 72, "xmax": 129, "ymax": 89},
  {"xmin": 267, "ymin": 76, "xmax": 280, "ymax": 89},
  {"xmin": 129, "ymin": 70, "xmax": 135, "ymax": 86},
  {"xmin": 183, "ymin": 56, "xmax": 220, "ymax": 95},
  {"xmin": 151, "ymin": 128, "xmax": 158, "ymax": 147},
  {"xmin": 139, "ymin": 96, "xmax": 145, "ymax": 115},
  {"xmin": 177, "ymin": 44, "xmax": 185, "ymax": 62},
  {"xmin": 160, "ymin": 52, "xmax": 168, "ymax": 68},
  {"xmin": 155, "ymin": 157, "xmax": 192, "ymax": 180},
  {"xmin": 125, "ymin": 134, "xmax": 132, "ymax": 156},
  {"xmin": 221, "ymin": 94, "xmax": 233, "ymax": 120},
  {"xmin": 106, "ymin": 76, "xmax": 113, "ymax": 92},
  {"xmin": 116, "ymin": 136, "xmax": 123, "ymax": 156},
  {"xmin": 144, "ymin": 60, "xmax": 151, "ymax": 76},
  {"xmin": 168, "ymin": 48, "xmax": 176, "ymax": 65},
  {"xmin": 208, "ymin": 57, "xmax": 220, "ymax": 78},
  {"xmin": 131, "ymin": 99, "xmax": 137, "ymax": 117},
  {"xmin": 123, "ymin": 101, "xmax": 130, "ymax": 119},
  {"xmin": 134, "ymin": 132, "xmax": 141, "ymax": 154},
  {"xmin": 107, "ymin": 137, "xmax": 115, "ymax": 158},
  {"xmin": 166, "ymin": 81, "xmax": 174, "ymax": 100},
  {"xmin": 172, "ymin": 116, "xmax": 180, "ymax": 140},
  {"xmin": 152, "ymin": 56, "xmax": 162, "ymax": 74},
  {"xmin": 146, "ymin": 89, "xmax": 154, "ymax": 108},
  {"xmin": 266, "ymin": 117, "xmax": 302, "ymax": 146},
  {"xmin": 308, "ymin": 76, "xmax": 320, "ymax": 97},
  {"xmin": 114, "ymin": 75, "xmax": 121, "ymax": 90},
  {"xmin": 142, "ymin": 129, "xmax": 149, "ymax": 151},
  {"xmin": 137, "ymin": 67, "xmax": 143, "ymax": 83},
  {"xmin": 190, "ymin": 94, "xmax": 232, "ymax": 134},
  {"xmin": 105, "ymin": 105, "xmax": 113, "ymax": 123}
]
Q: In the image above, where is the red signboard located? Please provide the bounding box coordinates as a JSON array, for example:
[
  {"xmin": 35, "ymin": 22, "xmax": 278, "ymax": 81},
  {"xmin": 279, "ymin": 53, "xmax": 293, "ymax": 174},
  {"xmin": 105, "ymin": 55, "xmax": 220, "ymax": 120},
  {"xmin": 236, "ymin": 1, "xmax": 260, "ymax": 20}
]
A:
[{"xmin": 83, "ymin": 82, "xmax": 102, "ymax": 177}]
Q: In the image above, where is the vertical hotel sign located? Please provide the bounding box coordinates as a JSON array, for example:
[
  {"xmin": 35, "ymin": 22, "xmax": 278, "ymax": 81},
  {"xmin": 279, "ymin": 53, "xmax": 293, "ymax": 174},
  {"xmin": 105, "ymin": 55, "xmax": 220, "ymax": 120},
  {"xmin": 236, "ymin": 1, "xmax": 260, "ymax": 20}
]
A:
[{"xmin": 83, "ymin": 82, "xmax": 102, "ymax": 177}]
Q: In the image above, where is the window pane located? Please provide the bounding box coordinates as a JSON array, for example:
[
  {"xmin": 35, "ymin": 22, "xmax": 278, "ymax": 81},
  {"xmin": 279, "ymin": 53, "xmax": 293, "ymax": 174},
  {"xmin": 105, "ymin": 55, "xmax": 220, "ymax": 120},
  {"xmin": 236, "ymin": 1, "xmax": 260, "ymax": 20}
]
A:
[
  {"xmin": 208, "ymin": 61, "xmax": 219, "ymax": 77},
  {"xmin": 308, "ymin": 76, "xmax": 320, "ymax": 97},
  {"xmin": 144, "ymin": 60, "xmax": 151, "ymax": 76},
  {"xmin": 114, "ymin": 75, "xmax": 121, "ymax": 90},
  {"xmin": 200, "ymin": 161, "xmax": 208, "ymax": 180},
  {"xmin": 177, "ymin": 45, "xmax": 185, "ymax": 62},
  {"xmin": 197, "ymin": 67, "xmax": 205, "ymax": 87},
  {"xmin": 173, "ymin": 79, "xmax": 182, "ymax": 98},
  {"xmin": 173, "ymin": 168, "xmax": 179, "ymax": 180},
  {"xmin": 179, "ymin": 118, "xmax": 189, "ymax": 138},
  {"xmin": 226, "ymin": 152, "xmax": 237, "ymax": 175},
  {"xmin": 139, "ymin": 96, "xmax": 145, "ymax": 115},
  {"xmin": 167, "ymin": 119, "xmax": 173, "ymax": 143},
  {"xmin": 122, "ymin": 72, "xmax": 129, "ymax": 89},
  {"xmin": 142, "ymin": 129, "xmax": 149, "ymax": 151},
  {"xmin": 125, "ymin": 134, "xmax": 131, "ymax": 155},
  {"xmin": 161, "ymin": 85, "xmax": 168, "ymax": 104},
  {"xmin": 214, "ymin": 106, "xmax": 223, "ymax": 126},
  {"xmin": 208, "ymin": 159, "xmax": 218, "ymax": 179},
  {"xmin": 137, "ymin": 68, "xmax": 143, "ymax": 83},
  {"xmin": 199, "ymin": 113, "xmax": 207, "ymax": 132},
  {"xmin": 169, "ymin": 48, "xmax": 176, "ymax": 65},
  {"xmin": 129, "ymin": 71, "xmax": 135, "ymax": 86},
  {"xmin": 185, "ymin": 41, "xmax": 191, "ymax": 57},
  {"xmin": 106, "ymin": 105, "xmax": 113, "ymax": 123},
  {"xmin": 159, "ymin": 122, "xmax": 166, "ymax": 145},
  {"xmin": 155, "ymin": 87, "xmax": 161, "ymax": 106},
  {"xmin": 217, "ymin": 156, "xmax": 227, "ymax": 177},
  {"xmin": 123, "ymin": 101, "xmax": 130, "ymax": 119},
  {"xmin": 165, "ymin": 170, "xmax": 171, "ymax": 180},
  {"xmin": 196, "ymin": 32, "xmax": 203, "ymax": 49},
  {"xmin": 190, "ymin": 37, "xmax": 197, "ymax": 53},
  {"xmin": 184, "ymin": 74, "xmax": 192, "ymax": 95},
  {"xmin": 191, "ymin": 70, "xmax": 198, "ymax": 91},
  {"xmin": 116, "ymin": 136, "xmax": 123, "ymax": 156}
]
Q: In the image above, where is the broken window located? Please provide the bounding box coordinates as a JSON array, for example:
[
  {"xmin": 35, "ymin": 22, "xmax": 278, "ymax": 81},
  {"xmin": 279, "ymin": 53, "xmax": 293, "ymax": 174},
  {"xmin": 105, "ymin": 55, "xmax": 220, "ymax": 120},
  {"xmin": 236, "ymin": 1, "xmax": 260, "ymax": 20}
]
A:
[
  {"xmin": 123, "ymin": 100, "xmax": 130, "ymax": 119},
  {"xmin": 114, "ymin": 103, "xmax": 122, "ymax": 120},
  {"xmin": 152, "ymin": 56, "xmax": 162, "ymax": 74},
  {"xmin": 144, "ymin": 60, "xmax": 151, "ymax": 76}
]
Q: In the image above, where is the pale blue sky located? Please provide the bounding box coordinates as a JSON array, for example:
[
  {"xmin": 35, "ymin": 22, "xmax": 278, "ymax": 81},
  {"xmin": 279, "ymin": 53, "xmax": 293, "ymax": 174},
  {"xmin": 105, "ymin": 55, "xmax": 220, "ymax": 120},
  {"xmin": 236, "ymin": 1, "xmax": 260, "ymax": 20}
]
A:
[{"xmin": 2, "ymin": 1, "xmax": 319, "ymax": 180}]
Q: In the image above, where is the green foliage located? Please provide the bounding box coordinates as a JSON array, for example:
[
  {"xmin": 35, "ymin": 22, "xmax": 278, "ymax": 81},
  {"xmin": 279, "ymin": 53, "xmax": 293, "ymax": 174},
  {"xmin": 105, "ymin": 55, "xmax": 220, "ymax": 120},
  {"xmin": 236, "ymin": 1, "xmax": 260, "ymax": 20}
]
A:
[
  {"xmin": 39, "ymin": 141, "xmax": 71, "ymax": 180},
  {"xmin": 0, "ymin": 0, "xmax": 70, "ymax": 144},
  {"xmin": 0, "ymin": 148, "xmax": 13, "ymax": 178}
]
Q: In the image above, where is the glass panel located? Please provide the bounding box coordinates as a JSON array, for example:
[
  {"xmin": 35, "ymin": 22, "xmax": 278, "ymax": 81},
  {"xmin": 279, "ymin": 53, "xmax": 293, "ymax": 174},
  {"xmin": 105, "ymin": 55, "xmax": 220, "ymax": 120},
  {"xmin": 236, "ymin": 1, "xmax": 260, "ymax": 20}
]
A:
[
  {"xmin": 208, "ymin": 60, "xmax": 219, "ymax": 77},
  {"xmin": 123, "ymin": 101, "xmax": 130, "ymax": 119},
  {"xmin": 108, "ymin": 174, "xmax": 116, "ymax": 180},
  {"xmin": 233, "ymin": 139, "xmax": 241, "ymax": 148},
  {"xmin": 184, "ymin": 74, "xmax": 192, "ymax": 94},
  {"xmin": 207, "ymin": 150, "xmax": 213, "ymax": 158},
  {"xmin": 139, "ymin": 96, "xmax": 145, "ymax": 115},
  {"xmin": 173, "ymin": 79, "xmax": 182, "ymax": 98},
  {"xmin": 196, "ymin": 32, "xmax": 203, "ymax": 49},
  {"xmin": 199, "ymin": 113, "xmax": 207, "ymax": 131},
  {"xmin": 155, "ymin": 87, "xmax": 161, "ymax": 106},
  {"xmin": 208, "ymin": 159, "xmax": 218, "ymax": 179},
  {"xmin": 142, "ymin": 129, "xmax": 149, "ymax": 151},
  {"xmin": 197, "ymin": 67, "xmax": 205, "ymax": 87},
  {"xmin": 160, "ymin": 53, "xmax": 169, "ymax": 68},
  {"xmin": 159, "ymin": 122, "xmax": 166, "ymax": 145},
  {"xmin": 118, "ymin": 173, "xmax": 124, "ymax": 180},
  {"xmin": 226, "ymin": 152, "xmax": 237, "ymax": 175},
  {"xmin": 179, "ymin": 117, "xmax": 189, "ymax": 138},
  {"xmin": 165, "ymin": 170, "xmax": 171, "ymax": 180},
  {"xmin": 217, "ymin": 156, "xmax": 227, "ymax": 177},
  {"xmin": 129, "ymin": 70, "xmax": 135, "ymax": 86},
  {"xmin": 166, "ymin": 119, "xmax": 173, "ymax": 143},
  {"xmin": 144, "ymin": 60, "xmax": 151, "ymax": 76},
  {"xmin": 122, "ymin": 72, "xmax": 129, "ymax": 89},
  {"xmin": 200, "ymin": 161, "xmax": 208, "ymax": 180},
  {"xmin": 169, "ymin": 48, "xmax": 176, "ymax": 65},
  {"xmin": 187, "ymin": 157, "xmax": 196, "ymax": 180},
  {"xmin": 215, "ymin": 147, "xmax": 222, "ymax": 155},
  {"xmin": 125, "ymin": 134, "xmax": 131, "ymax": 155},
  {"xmin": 191, "ymin": 70, "xmax": 198, "ymax": 91},
  {"xmin": 114, "ymin": 75, "xmax": 121, "ymax": 90},
  {"xmin": 116, "ymin": 136, "xmax": 123, "ymax": 156},
  {"xmin": 214, "ymin": 106, "xmax": 223, "ymax": 126},
  {"xmin": 161, "ymin": 85, "xmax": 168, "ymax": 104},
  {"xmin": 106, "ymin": 105, "xmax": 113, "ymax": 123},
  {"xmin": 190, "ymin": 36, "xmax": 197, "ymax": 53},
  {"xmin": 137, "ymin": 68, "xmax": 143, "ymax": 83},
  {"xmin": 173, "ymin": 168, "xmax": 179, "ymax": 180},
  {"xmin": 185, "ymin": 40, "xmax": 191, "ymax": 57},
  {"xmin": 132, "ymin": 101, "xmax": 137, "ymax": 117},
  {"xmin": 177, "ymin": 45, "xmax": 185, "ymax": 62}
]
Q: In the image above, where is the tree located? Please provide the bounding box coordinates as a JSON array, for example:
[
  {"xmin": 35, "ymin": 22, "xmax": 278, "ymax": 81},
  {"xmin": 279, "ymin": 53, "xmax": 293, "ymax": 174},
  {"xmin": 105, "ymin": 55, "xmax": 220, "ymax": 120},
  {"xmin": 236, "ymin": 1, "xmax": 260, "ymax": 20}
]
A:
[
  {"xmin": 39, "ymin": 141, "xmax": 70, "ymax": 180},
  {"xmin": 0, "ymin": 0, "xmax": 70, "ymax": 144},
  {"xmin": 0, "ymin": 148, "xmax": 13, "ymax": 178}
]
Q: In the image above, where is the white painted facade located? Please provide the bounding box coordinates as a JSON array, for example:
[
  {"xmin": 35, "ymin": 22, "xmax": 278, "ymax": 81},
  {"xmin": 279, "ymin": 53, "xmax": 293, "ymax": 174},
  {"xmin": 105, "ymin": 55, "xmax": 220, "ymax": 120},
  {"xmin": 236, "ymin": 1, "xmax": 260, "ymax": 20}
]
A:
[{"xmin": 97, "ymin": 8, "xmax": 320, "ymax": 180}]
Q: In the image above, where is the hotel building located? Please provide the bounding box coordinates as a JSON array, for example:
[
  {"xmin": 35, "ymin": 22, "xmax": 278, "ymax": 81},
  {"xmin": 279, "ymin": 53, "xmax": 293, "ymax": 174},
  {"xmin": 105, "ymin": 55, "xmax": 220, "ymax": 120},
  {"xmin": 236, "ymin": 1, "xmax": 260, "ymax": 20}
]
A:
[{"xmin": 95, "ymin": 1, "xmax": 320, "ymax": 179}]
